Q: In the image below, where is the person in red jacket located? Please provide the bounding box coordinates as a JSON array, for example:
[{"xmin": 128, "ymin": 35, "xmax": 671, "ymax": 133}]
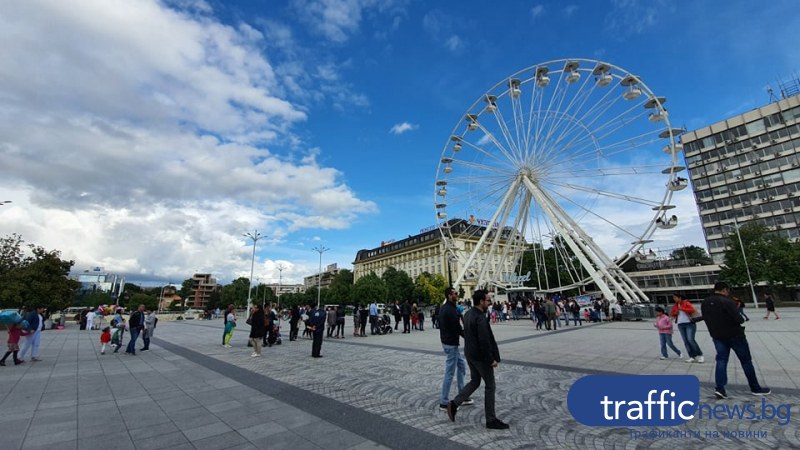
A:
[
  {"xmin": 670, "ymin": 294, "xmax": 705, "ymax": 363},
  {"xmin": 1, "ymin": 323, "xmax": 30, "ymax": 366}
]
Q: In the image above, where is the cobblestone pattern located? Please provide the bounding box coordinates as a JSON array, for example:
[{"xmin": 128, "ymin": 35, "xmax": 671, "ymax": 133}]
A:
[{"xmin": 158, "ymin": 322, "xmax": 800, "ymax": 450}]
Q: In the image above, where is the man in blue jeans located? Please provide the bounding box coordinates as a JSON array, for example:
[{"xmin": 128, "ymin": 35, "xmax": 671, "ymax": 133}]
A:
[
  {"xmin": 702, "ymin": 281, "xmax": 771, "ymax": 399},
  {"xmin": 125, "ymin": 304, "xmax": 145, "ymax": 355},
  {"xmin": 438, "ymin": 287, "xmax": 472, "ymax": 410}
]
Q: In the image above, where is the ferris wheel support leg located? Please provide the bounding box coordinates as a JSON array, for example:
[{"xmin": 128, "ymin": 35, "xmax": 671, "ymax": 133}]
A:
[
  {"xmin": 453, "ymin": 177, "xmax": 522, "ymax": 289},
  {"xmin": 475, "ymin": 184, "xmax": 525, "ymax": 288},
  {"xmin": 521, "ymin": 176, "xmax": 617, "ymax": 302}
]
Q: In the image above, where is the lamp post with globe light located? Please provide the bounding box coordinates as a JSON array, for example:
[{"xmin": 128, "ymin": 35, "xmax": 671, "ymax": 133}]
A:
[
  {"xmin": 312, "ymin": 246, "xmax": 329, "ymax": 308},
  {"xmin": 277, "ymin": 264, "xmax": 286, "ymax": 308},
  {"xmin": 244, "ymin": 230, "xmax": 264, "ymax": 314}
]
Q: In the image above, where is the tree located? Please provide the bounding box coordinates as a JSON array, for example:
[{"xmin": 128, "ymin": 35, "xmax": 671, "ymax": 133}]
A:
[
  {"xmin": 220, "ymin": 277, "xmax": 251, "ymax": 309},
  {"xmin": 669, "ymin": 245, "xmax": 712, "ymax": 264},
  {"xmin": 327, "ymin": 269, "xmax": 354, "ymax": 305},
  {"xmin": 720, "ymin": 223, "xmax": 800, "ymax": 288},
  {"xmin": 352, "ymin": 272, "xmax": 387, "ymax": 306},
  {"xmin": 81, "ymin": 291, "xmax": 113, "ymax": 308},
  {"xmin": 126, "ymin": 292, "xmax": 158, "ymax": 311},
  {"xmin": 255, "ymin": 283, "xmax": 277, "ymax": 306},
  {"xmin": 0, "ymin": 235, "xmax": 80, "ymax": 313},
  {"xmin": 382, "ymin": 267, "xmax": 414, "ymax": 302},
  {"xmin": 179, "ymin": 278, "xmax": 194, "ymax": 309},
  {"xmin": 413, "ymin": 272, "xmax": 447, "ymax": 305}
]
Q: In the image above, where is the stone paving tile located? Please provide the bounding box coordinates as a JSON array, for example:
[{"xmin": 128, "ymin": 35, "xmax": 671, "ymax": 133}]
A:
[{"xmin": 133, "ymin": 430, "xmax": 191, "ymax": 450}]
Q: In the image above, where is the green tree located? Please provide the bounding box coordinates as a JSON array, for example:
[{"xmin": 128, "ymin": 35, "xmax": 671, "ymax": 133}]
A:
[
  {"xmin": 669, "ymin": 245, "xmax": 712, "ymax": 264},
  {"xmin": 0, "ymin": 235, "xmax": 80, "ymax": 313},
  {"xmin": 179, "ymin": 278, "xmax": 194, "ymax": 309},
  {"xmin": 126, "ymin": 292, "xmax": 158, "ymax": 311},
  {"xmin": 721, "ymin": 223, "xmax": 800, "ymax": 287},
  {"xmin": 382, "ymin": 267, "xmax": 414, "ymax": 302},
  {"xmin": 327, "ymin": 269, "xmax": 354, "ymax": 305},
  {"xmin": 81, "ymin": 291, "xmax": 113, "ymax": 308},
  {"xmin": 254, "ymin": 283, "xmax": 277, "ymax": 306},
  {"xmin": 413, "ymin": 272, "xmax": 447, "ymax": 305},
  {"xmin": 220, "ymin": 277, "xmax": 251, "ymax": 308},
  {"xmin": 352, "ymin": 272, "xmax": 386, "ymax": 306}
]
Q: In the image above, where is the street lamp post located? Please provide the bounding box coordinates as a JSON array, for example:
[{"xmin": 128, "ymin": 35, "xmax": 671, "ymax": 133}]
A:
[
  {"xmin": 727, "ymin": 218, "xmax": 759, "ymax": 308},
  {"xmin": 244, "ymin": 230, "xmax": 264, "ymax": 315},
  {"xmin": 276, "ymin": 264, "xmax": 286, "ymax": 309},
  {"xmin": 0, "ymin": 201, "xmax": 11, "ymax": 206},
  {"xmin": 312, "ymin": 246, "xmax": 330, "ymax": 308}
]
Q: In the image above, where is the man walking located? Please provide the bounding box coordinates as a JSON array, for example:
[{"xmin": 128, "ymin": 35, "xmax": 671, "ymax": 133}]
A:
[
  {"xmin": 401, "ymin": 300, "xmax": 412, "ymax": 333},
  {"xmin": 392, "ymin": 301, "xmax": 401, "ymax": 330},
  {"xmin": 309, "ymin": 305, "xmax": 326, "ymax": 358},
  {"xmin": 702, "ymin": 281, "xmax": 771, "ymax": 399},
  {"xmin": 439, "ymin": 287, "xmax": 472, "ymax": 411},
  {"xmin": 447, "ymin": 290, "xmax": 508, "ymax": 430},
  {"xmin": 369, "ymin": 301, "xmax": 379, "ymax": 335},
  {"xmin": 19, "ymin": 305, "xmax": 46, "ymax": 362},
  {"xmin": 125, "ymin": 304, "xmax": 145, "ymax": 355}
]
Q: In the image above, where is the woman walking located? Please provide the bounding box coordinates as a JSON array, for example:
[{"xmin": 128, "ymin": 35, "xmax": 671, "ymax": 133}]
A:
[
  {"xmin": 670, "ymin": 294, "xmax": 704, "ymax": 363},
  {"xmin": 223, "ymin": 305, "xmax": 236, "ymax": 347}
]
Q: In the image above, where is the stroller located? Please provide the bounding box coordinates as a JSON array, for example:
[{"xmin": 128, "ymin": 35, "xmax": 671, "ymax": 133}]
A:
[{"xmin": 375, "ymin": 314, "xmax": 393, "ymax": 335}]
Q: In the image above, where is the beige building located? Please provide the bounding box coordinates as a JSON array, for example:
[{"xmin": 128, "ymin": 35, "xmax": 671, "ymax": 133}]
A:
[
  {"xmin": 353, "ymin": 219, "xmax": 521, "ymax": 297},
  {"xmin": 188, "ymin": 273, "xmax": 220, "ymax": 309},
  {"xmin": 158, "ymin": 286, "xmax": 182, "ymax": 310},
  {"xmin": 304, "ymin": 263, "xmax": 340, "ymax": 290}
]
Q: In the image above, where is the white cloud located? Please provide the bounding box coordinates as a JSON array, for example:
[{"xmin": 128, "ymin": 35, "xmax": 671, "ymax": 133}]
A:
[
  {"xmin": 531, "ymin": 5, "xmax": 545, "ymax": 20},
  {"xmin": 389, "ymin": 122, "xmax": 418, "ymax": 135},
  {"xmin": 563, "ymin": 5, "xmax": 579, "ymax": 17},
  {"xmin": 290, "ymin": 0, "xmax": 405, "ymax": 43},
  {"xmin": 0, "ymin": 0, "xmax": 376, "ymax": 283},
  {"xmin": 605, "ymin": 0, "xmax": 673, "ymax": 36},
  {"xmin": 422, "ymin": 9, "xmax": 465, "ymax": 53},
  {"xmin": 444, "ymin": 35, "xmax": 463, "ymax": 52}
]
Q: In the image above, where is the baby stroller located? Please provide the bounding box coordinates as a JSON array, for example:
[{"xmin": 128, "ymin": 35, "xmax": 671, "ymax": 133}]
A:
[
  {"xmin": 376, "ymin": 314, "xmax": 393, "ymax": 335},
  {"xmin": 267, "ymin": 320, "xmax": 283, "ymax": 346}
]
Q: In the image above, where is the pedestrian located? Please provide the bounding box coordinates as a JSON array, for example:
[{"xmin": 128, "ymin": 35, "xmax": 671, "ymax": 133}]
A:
[
  {"xmin": 111, "ymin": 309, "xmax": 125, "ymax": 352},
  {"xmin": 358, "ymin": 304, "xmax": 369, "ymax": 337},
  {"xmin": 544, "ymin": 298, "xmax": 556, "ymax": 331},
  {"xmin": 335, "ymin": 305, "xmax": 345, "ymax": 338},
  {"xmin": 411, "ymin": 303, "xmax": 418, "ymax": 330},
  {"xmin": 223, "ymin": 305, "xmax": 236, "ymax": 347},
  {"xmin": 670, "ymin": 293, "xmax": 705, "ymax": 363},
  {"xmin": 762, "ymin": 293, "xmax": 780, "ymax": 320},
  {"xmin": 353, "ymin": 305, "xmax": 361, "ymax": 337},
  {"xmin": 432, "ymin": 303, "xmax": 440, "ymax": 329},
  {"xmin": 447, "ymin": 290, "xmax": 508, "ymax": 430},
  {"xmin": 369, "ymin": 301, "xmax": 379, "ymax": 335},
  {"xmin": 570, "ymin": 301, "xmax": 582, "ymax": 326},
  {"xmin": 141, "ymin": 310, "xmax": 156, "ymax": 351},
  {"xmin": 418, "ymin": 308, "xmax": 425, "ymax": 331},
  {"xmin": 326, "ymin": 306, "xmax": 337, "ymax": 338},
  {"xmin": 701, "ymin": 281, "xmax": 771, "ymax": 399},
  {"xmin": 401, "ymin": 300, "xmax": 411, "ymax": 333},
  {"xmin": 438, "ymin": 287, "xmax": 473, "ymax": 411},
  {"xmin": 1, "ymin": 322, "xmax": 29, "ymax": 365},
  {"xmin": 309, "ymin": 304, "xmax": 326, "ymax": 358},
  {"xmin": 248, "ymin": 304, "xmax": 266, "ymax": 357},
  {"xmin": 86, "ymin": 309, "xmax": 95, "ymax": 331},
  {"xmin": 654, "ymin": 306, "xmax": 682, "ymax": 360},
  {"xmin": 124, "ymin": 305, "xmax": 145, "ymax": 355},
  {"xmin": 392, "ymin": 301, "xmax": 401, "ymax": 330},
  {"xmin": 733, "ymin": 297, "xmax": 749, "ymax": 322},
  {"xmin": 99, "ymin": 326, "xmax": 111, "ymax": 355},
  {"xmin": 18, "ymin": 305, "xmax": 46, "ymax": 362},
  {"xmin": 222, "ymin": 303, "xmax": 234, "ymax": 345},
  {"xmin": 265, "ymin": 304, "xmax": 278, "ymax": 347},
  {"xmin": 289, "ymin": 305, "xmax": 301, "ymax": 341}
]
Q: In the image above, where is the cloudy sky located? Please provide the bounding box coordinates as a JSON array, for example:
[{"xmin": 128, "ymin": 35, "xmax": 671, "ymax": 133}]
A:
[{"xmin": 0, "ymin": 0, "xmax": 798, "ymax": 286}]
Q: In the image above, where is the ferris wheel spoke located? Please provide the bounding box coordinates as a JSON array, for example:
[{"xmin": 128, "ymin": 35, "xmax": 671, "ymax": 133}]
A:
[
  {"xmin": 548, "ymin": 180, "xmax": 662, "ymax": 207},
  {"xmin": 537, "ymin": 75, "xmax": 596, "ymax": 160},
  {"xmin": 543, "ymin": 131, "xmax": 664, "ymax": 172},
  {"xmin": 496, "ymin": 97, "xmax": 527, "ymax": 164},
  {"xmin": 546, "ymin": 164, "xmax": 668, "ymax": 177},
  {"xmin": 450, "ymin": 159, "xmax": 515, "ymax": 176},
  {"xmin": 458, "ymin": 135, "xmax": 516, "ymax": 169},
  {"xmin": 470, "ymin": 125, "xmax": 520, "ymax": 167},
  {"xmin": 547, "ymin": 188, "xmax": 643, "ymax": 240}
]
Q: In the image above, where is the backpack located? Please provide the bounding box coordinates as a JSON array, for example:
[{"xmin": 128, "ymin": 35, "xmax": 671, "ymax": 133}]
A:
[{"xmin": 110, "ymin": 318, "xmax": 118, "ymax": 327}]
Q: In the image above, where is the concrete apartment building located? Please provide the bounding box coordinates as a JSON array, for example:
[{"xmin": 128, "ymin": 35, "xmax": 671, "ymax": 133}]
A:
[
  {"xmin": 680, "ymin": 93, "xmax": 800, "ymax": 263},
  {"xmin": 187, "ymin": 273, "xmax": 220, "ymax": 309},
  {"xmin": 304, "ymin": 263, "xmax": 340, "ymax": 290}
]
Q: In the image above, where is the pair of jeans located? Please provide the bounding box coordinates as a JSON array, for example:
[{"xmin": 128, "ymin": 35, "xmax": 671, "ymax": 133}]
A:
[
  {"xmin": 440, "ymin": 344, "xmax": 466, "ymax": 405},
  {"xmin": 659, "ymin": 333, "xmax": 681, "ymax": 357},
  {"xmin": 712, "ymin": 335, "xmax": 762, "ymax": 392},
  {"xmin": 141, "ymin": 329, "xmax": 150, "ymax": 350},
  {"xmin": 19, "ymin": 330, "xmax": 42, "ymax": 359},
  {"xmin": 677, "ymin": 322, "xmax": 703, "ymax": 358},
  {"xmin": 453, "ymin": 358, "xmax": 496, "ymax": 422},
  {"xmin": 572, "ymin": 313, "xmax": 582, "ymax": 326},
  {"xmin": 125, "ymin": 328, "xmax": 140, "ymax": 354}
]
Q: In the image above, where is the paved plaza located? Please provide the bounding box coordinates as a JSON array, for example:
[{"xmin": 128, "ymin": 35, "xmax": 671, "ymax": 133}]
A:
[{"xmin": 0, "ymin": 309, "xmax": 798, "ymax": 449}]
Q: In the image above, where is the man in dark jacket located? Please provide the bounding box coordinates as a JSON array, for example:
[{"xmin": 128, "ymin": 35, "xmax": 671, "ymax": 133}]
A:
[
  {"xmin": 400, "ymin": 300, "xmax": 412, "ymax": 333},
  {"xmin": 702, "ymin": 281, "xmax": 771, "ymax": 399},
  {"xmin": 447, "ymin": 290, "xmax": 508, "ymax": 430},
  {"xmin": 125, "ymin": 304, "xmax": 145, "ymax": 355},
  {"xmin": 438, "ymin": 287, "xmax": 472, "ymax": 411},
  {"xmin": 309, "ymin": 305, "xmax": 326, "ymax": 357}
]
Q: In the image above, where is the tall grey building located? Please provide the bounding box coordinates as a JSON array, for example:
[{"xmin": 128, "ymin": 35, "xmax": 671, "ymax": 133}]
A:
[{"xmin": 681, "ymin": 94, "xmax": 800, "ymax": 263}]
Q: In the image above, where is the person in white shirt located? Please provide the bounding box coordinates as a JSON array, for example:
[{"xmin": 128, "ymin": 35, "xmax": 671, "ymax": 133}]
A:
[
  {"xmin": 19, "ymin": 306, "xmax": 46, "ymax": 362},
  {"xmin": 86, "ymin": 309, "xmax": 95, "ymax": 330}
]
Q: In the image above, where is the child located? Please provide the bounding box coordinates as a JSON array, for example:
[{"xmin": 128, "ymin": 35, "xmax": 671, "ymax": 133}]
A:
[
  {"xmin": 654, "ymin": 306, "xmax": 682, "ymax": 360},
  {"xmin": 100, "ymin": 326, "xmax": 111, "ymax": 354},
  {"xmin": 0, "ymin": 322, "xmax": 29, "ymax": 366},
  {"xmin": 111, "ymin": 326, "xmax": 122, "ymax": 353}
]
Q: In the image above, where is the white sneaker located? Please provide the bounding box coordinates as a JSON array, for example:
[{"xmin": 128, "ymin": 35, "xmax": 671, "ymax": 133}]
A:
[
  {"xmin": 685, "ymin": 357, "xmax": 696, "ymax": 363},
  {"xmin": 695, "ymin": 356, "xmax": 704, "ymax": 363},
  {"xmin": 250, "ymin": 353, "xmax": 258, "ymax": 357},
  {"xmin": 677, "ymin": 351, "xmax": 683, "ymax": 358},
  {"xmin": 659, "ymin": 356, "xmax": 667, "ymax": 360}
]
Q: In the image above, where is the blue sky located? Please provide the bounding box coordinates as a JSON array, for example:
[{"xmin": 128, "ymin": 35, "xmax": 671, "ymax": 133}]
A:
[{"xmin": 0, "ymin": 0, "xmax": 798, "ymax": 285}]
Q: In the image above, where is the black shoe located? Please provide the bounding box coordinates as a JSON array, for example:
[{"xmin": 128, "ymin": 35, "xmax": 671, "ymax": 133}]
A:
[
  {"xmin": 447, "ymin": 401, "xmax": 457, "ymax": 422},
  {"xmin": 0, "ymin": 361, "xmax": 5, "ymax": 366},
  {"xmin": 714, "ymin": 388, "xmax": 728, "ymax": 399},
  {"xmin": 486, "ymin": 419, "xmax": 509, "ymax": 430},
  {"xmin": 751, "ymin": 388, "xmax": 771, "ymax": 396},
  {"xmin": 439, "ymin": 404, "xmax": 448, "ymax": 411}
]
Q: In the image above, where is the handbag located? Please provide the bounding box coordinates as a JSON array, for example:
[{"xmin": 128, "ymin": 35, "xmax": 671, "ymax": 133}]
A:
[
  {"xmin": 246, "ymin": 316, "xmax": 252, "ymax": 326},
  {"xmin": 689, "ymin": 309, "xmax": 703, "ymax": 323}
]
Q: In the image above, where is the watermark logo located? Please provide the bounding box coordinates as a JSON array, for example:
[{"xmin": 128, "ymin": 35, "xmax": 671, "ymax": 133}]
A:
[{"xmin": 567, "ymin": 375, "xmax": 699, "ymax": 426}]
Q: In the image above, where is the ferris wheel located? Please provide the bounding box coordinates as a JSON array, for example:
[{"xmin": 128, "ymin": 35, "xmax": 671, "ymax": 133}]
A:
[{"xmin": 434, "ymin": 58, "xmax": 687, "ymax": 302}]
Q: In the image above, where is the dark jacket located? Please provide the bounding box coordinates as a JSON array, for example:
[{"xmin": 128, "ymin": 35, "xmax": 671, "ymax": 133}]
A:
[
  {"xmin": 309, "ymin": 307, "xmax": 326, "ymax": 335},
  {"xmin": 701, "ymin": 294, "xmax": 744, "ymax": 339},
  {"xmin": 26, "ymin": 311, "xmax": 41, "ymax": 332},
  {"xmin": 400, "ymin": 302, "xmax": 412, "ymax": 316},
  {"xmin": 248, "ymin": 309, "xmax": 266, "ymax": 338},
  {"xmin": 438, "ymin": 301, "xmax": 463, "ymax": 346},
  {"xmin": 129, "ymin": 310, "xmax": 144, "ymax": 330},
  {"xmin": 463, "ymin": 306, "xmax": 500, "ymax": 364}
]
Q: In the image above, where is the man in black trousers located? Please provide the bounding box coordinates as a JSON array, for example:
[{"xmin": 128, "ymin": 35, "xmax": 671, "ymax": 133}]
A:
[
  {"xmin": 447, "ymin": 289, "xmax": 508, "ymax": 430},
  {"xmin": 309, "ymin": 305, "xmax": 326, "ymax": 358},
  {"xmin": 401, "ymin": 300, "xmax": 412, "ymax": 333}
]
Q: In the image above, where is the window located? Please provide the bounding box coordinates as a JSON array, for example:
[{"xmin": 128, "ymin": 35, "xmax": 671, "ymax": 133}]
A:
[{"xmin": 746, "ymin": 119, "xmax": 766, "ymax": 136}]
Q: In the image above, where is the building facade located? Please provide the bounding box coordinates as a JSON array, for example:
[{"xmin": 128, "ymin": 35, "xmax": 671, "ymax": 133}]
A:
[
  {"xmin": 188, "ymin": 273, "xmax": 220, "ymax": 309},
  {"xmin": 304, "ymin": 263, "xmax": 340, "ymax": 290},
  {"xmin": 352, "ymin": 219, "xmax": 521, "ymax": 298},
  {"xmin": 265, "ymin": 283, "xmax": 306, "ymax": 296},
  {"xmin": 681, "ymin": 94, "xmax": 800, "ymax": 263}
]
